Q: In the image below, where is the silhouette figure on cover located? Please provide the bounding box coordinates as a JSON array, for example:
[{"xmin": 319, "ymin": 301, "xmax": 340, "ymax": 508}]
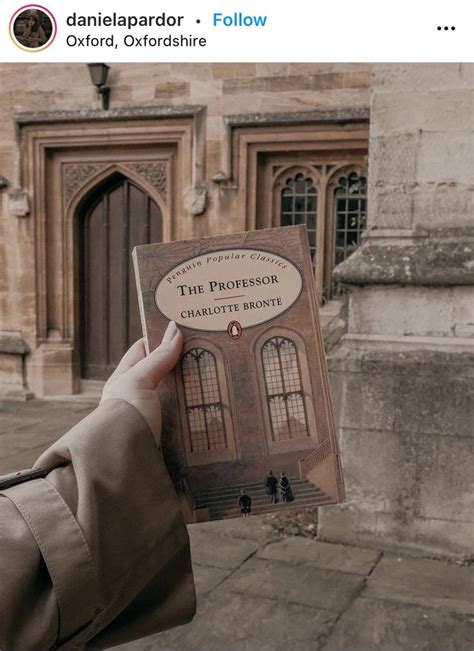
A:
[
  {"xmin": 279, "ymin": 472, "xmax": 294, "ymax": 503},
  {"xmin": 265, "ymin": 470, "xmax": 279, "ymax": 503},
  {"xmin": 238, "ymin": 489, "xmax": 252, "ymax": 517}
]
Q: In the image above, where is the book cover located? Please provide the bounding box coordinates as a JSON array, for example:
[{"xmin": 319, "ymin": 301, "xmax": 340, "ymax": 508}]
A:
[{"xmin": 133, "ymin": 225, "xmax": 345, "ymax": 522}]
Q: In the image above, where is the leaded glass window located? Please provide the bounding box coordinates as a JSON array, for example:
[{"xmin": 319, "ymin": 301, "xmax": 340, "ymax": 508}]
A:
[
  {"xmin": 261, "ymin": 337, "xmax": 309, "ymax": 441},
  {"xmin": 182, "ymin": 348, "xmax": 227, "ymax": 452},
  {"xmin": 280, "ymin": 173, "xmax": 317, "ymax": 261},
  {"xmin": 334, "ymin": 172, "xmax": 367, "ymax": 265}
]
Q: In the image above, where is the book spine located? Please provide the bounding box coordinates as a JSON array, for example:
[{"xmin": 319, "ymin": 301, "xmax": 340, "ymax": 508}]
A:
[
  {"xmin": 131, "ymin": 248, "xmax": 150, "ymax": 355},
  {"xmin": 299, "ymin": 226, "xmax": 345, "ymax": 500}
]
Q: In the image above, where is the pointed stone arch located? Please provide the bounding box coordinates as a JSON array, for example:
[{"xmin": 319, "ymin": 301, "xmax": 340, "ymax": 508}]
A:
[{"xmin": 64, "ymin": 161, "xmax": 170, "ymax": 222}]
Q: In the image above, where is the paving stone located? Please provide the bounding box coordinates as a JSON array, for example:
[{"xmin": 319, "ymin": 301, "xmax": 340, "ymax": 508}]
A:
[
  {"xmin": 112, "ymin": 595, "xmax": 214, "ymax": 651},
  {"xmin": 0, "ymin": 412, "xmax": 44, "ymax": 434},
  {"xmin": 0, "ymin": 399, "xmax": 47, "ymax": 414},
  {"xmin": 189, "ymin": 529, "xmax": 259, "ymax": 570},
  {"xmin": 0, "ymin": 403, "xmax": 97, "ymax": 473},
  {"xmin": 180, "ymin": 591, "xmax": 339, "ymax": 651},
  {"xmin": 366, "ymin": 554, "xmax": 474, "ymax": 614},
  {"xmin": 190, "ymin": 515, "xmax": 277, "ymax": 544},
  {"xmin": 322, "ymin": 596, "xmax": 474, "ymax": 651},
  {"xmin": 258, "ymin": 538, "xmax": 380, "ymax": 575},
  {"xmin": 191, "ymin": 564, "xmax": 232, "ymax": 596},
  {"xmin": 1, "ymin": 411, "xmax": 93, "ymax": 443},
  {"xmin": 0, "ymin": 399, "xmax": 95, "ymax": 417},
  {"xmin": 117, "ymin": 591, "xmax": 338, "ymax": 651},
  {"xmin": 0, "ymin": 419, "xmax": 71, "ymax": 452},
  {"xmin": 222, "ymin": 556, "xmax": 364, "ymax": 612}
]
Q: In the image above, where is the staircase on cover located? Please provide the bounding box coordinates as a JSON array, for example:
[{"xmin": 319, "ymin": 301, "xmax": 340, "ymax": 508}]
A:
[{"xmin": 192, "ymin": 478, "xmax": 332, "ymax": 520}]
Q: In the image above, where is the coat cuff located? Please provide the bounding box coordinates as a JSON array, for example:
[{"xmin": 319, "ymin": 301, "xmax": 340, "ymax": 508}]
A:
[
  {"xmin": 33, "ymin": 399, "xmax": 196, "ymax": 647},
  {"xmin": 1, "ymin": 478, "xmax": 102, "ymax": 643}
]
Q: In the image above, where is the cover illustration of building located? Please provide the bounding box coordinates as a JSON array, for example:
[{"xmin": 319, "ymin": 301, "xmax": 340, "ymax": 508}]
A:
[{"xmin": 133, "ymin": 226, "xmax": 345, "ymax": 521}]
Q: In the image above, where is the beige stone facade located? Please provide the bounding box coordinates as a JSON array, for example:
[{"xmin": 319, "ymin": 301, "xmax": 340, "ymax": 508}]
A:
[
  {"xmin": 0, "ymin": 63, "xmax": 472, "ymax": 557},
  {"xmin": 0, "ymin": 62, "xmax": 370, "ymax": 397}
]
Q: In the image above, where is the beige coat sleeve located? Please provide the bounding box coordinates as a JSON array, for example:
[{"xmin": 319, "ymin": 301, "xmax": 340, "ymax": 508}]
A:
[{"xmin": 0, "ymin": 399, "xmax": 196, "ymax": 651}]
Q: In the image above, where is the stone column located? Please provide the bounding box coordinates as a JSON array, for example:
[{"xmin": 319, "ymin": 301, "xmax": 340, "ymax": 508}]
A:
[{"xmin": 320, "ymin": 64, "xmax": 474, "ymax": 559}]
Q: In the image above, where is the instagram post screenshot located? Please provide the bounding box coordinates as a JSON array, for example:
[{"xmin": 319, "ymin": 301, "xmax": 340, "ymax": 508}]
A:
[{"xmin": 0, "ymin": 1, "xmax": 473, "ymax": 649}]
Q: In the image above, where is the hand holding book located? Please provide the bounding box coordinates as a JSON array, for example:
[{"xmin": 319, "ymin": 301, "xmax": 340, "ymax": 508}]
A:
[{"xmin": 133, "ymin": 225, "xmax": 345, "ymax": 521}]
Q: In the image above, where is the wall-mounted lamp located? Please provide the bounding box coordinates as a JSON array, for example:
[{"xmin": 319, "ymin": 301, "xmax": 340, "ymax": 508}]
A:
[
  {"xmin": 0, "ymin": 176, "xmax": 9, "ymax": 190},
  {"xmin": 88, "ymin": 63, "xmax": 110, "ymax": 110}
]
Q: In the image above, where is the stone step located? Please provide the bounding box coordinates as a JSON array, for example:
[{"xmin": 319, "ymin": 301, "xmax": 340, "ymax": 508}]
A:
[
  {"xmin": 216, "ymin": 495, "xmax": 334, "ymax": 519},
  {"xmin": 195, "ymin": 486, "xmax": 325, "ymax": 508},
  {"xmin": 192, "ymin": 477, "xmax": 331, "ymax": 520},
  {"xmin": 210, "ymin": 494, "xmax": 331, "ymax": 513},
  {"xmin": 195, "ymin": 478, "xmax": 311, "ymax": 498}
]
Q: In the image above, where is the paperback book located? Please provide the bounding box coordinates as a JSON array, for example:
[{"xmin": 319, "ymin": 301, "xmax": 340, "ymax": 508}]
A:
[{"xmin": 133, "ymin": 225, "xmax": 345, "ymax": 522}]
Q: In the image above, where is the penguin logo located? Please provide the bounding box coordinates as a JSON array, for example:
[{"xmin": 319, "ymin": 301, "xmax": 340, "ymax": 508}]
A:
[{"xmin": 227, "ymin": 320, "xmax": 242, "ymax": 340}]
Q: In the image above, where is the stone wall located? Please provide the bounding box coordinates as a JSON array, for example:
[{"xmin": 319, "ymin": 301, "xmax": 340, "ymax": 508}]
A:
[{"xmin": 320, "ymin": 64, "xmax": 474, "ymax": 559}]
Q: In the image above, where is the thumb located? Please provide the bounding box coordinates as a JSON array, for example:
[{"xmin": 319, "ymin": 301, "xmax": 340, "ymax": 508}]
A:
[{"xmin": 130, "ymin": 321, "xmax": 183, "ymax": 389}]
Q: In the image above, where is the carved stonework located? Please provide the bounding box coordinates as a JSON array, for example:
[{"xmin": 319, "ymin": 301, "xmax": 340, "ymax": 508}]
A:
[
  {"xmin": 8, "ymin": 189, "xmax": 30, "ymax": 217},
  {"xmin": 63, "ymin": 163, "xmax": 106, "ymax": 204},
  {"xmin": 183, "ymin": 186, "xmax": 207, "ymax": 215},
  {"xmin": 123, "ymin": 161, "xmax": 168, "ymax": 202}
]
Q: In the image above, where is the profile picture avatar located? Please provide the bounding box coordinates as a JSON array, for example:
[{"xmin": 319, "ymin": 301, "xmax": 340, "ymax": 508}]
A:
[{"xmin": 10, "ymin": 5, "xmax": 56, "ymax": 51}]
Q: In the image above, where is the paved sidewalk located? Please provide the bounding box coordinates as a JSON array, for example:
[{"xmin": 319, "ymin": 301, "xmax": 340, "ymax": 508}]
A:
[
  {"xmin": 0, "ymin": 398, "xmax": 99, "ymax": 474},
  {"xmin": 116, "ymin": 519, "xmax": 474, "ymax": 651},
  {"xmin": 1, "ymin": 400, "xmax": 474, "ymax": 651}
]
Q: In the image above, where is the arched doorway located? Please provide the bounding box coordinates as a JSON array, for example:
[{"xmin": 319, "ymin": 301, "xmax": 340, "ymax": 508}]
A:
[{"xmin": 79, "ymin": 173, "xmax": 163, "ymax": 380}]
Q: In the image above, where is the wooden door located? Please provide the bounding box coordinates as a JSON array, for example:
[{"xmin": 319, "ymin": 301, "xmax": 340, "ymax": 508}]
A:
[{"xmin": 79, "ymin": 173, "xmax": 162, "ymax": 380}]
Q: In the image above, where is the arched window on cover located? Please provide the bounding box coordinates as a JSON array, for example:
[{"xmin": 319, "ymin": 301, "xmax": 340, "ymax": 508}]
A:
[
  {"xmin": 261, "ymin": 337, "xmax": 309, "ymax": 441},
  {"xmin": 181, "ymin": 348, "xmax": 228, "ymax": 453},
  {"xmin": 280, "ymin": 173, "xmax": 317, "ymax": 262}
]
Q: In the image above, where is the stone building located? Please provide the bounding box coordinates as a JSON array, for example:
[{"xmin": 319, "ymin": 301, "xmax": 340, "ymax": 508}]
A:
[{"xmin": 0, "ymin": 63, "xmax": 472, "ymax": 557}]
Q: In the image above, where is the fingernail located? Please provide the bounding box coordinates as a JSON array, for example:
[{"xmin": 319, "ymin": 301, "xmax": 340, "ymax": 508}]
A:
[
  {"xmin": 171, "ymin": 324, "xmax": 180, "ymax": 340},
  {"xmin": 162, "ymin": 320, "xmax": 177, "ymax": 344}
]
